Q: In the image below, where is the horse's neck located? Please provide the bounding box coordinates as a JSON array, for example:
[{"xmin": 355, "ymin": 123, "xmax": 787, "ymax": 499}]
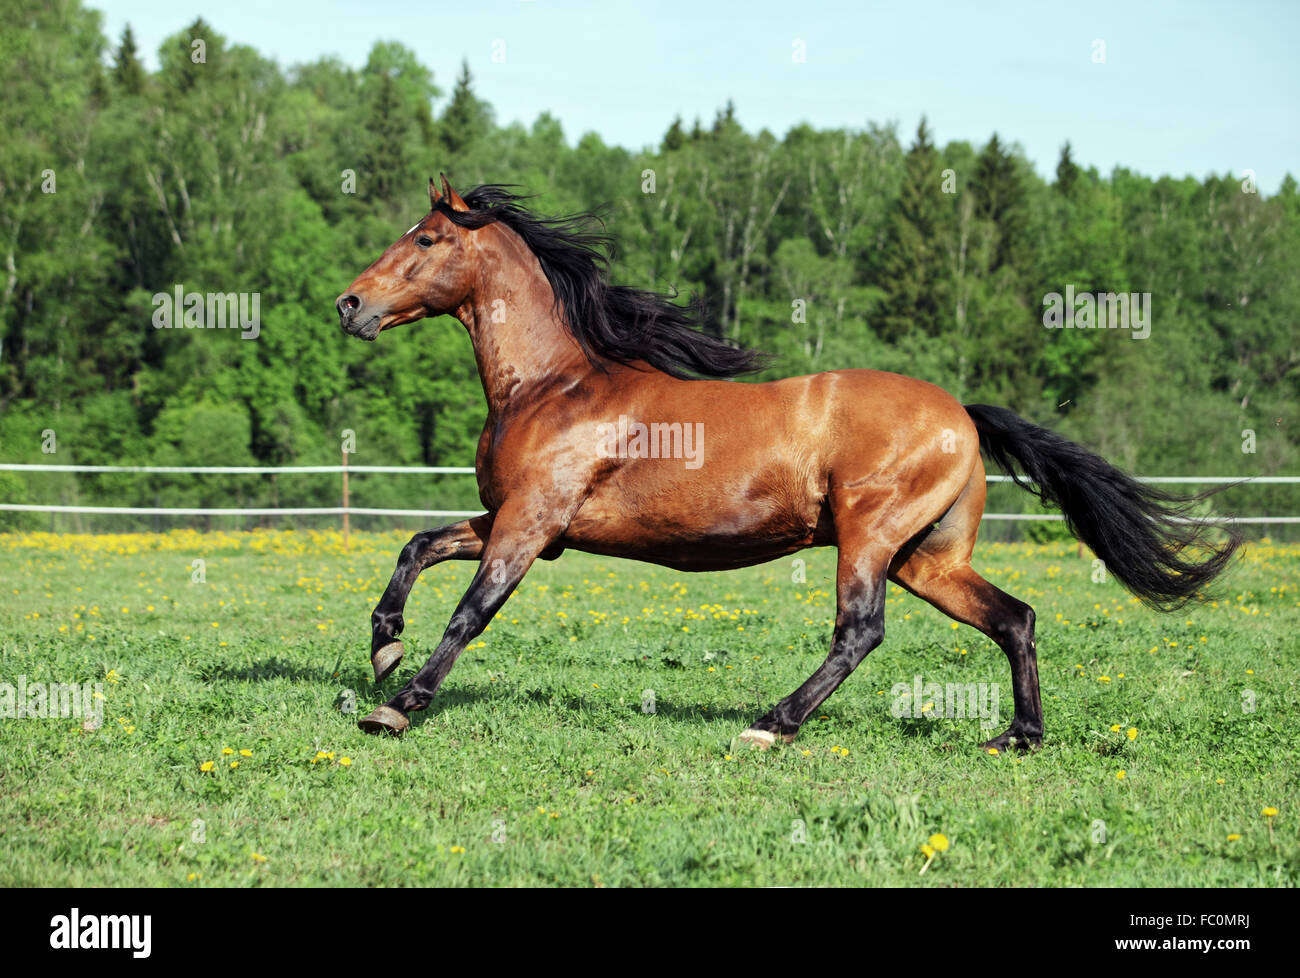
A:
[{"xmin": 455, "ymin": 226, "xmax": 590, "ymax": 413}]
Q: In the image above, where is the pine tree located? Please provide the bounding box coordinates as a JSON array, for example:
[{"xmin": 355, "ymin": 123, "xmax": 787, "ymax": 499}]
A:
[
  {"xmin": 662, "ymin": 115, "xmax": 685, "ymax": 152},
  {"xmin": 113, "ymin": 25, "xmax": 146, "ymax": 95},
  {"xmin": 364, "ymin": 71, "xmax": 410, "ymax": 203},
  {"xmin": 971, "ymin": 133, "xmax": 1027, "ymax": 273},
  {"xmin": 440, "ymin": 59, "xmax": 485, "ymax": 156},
  {"xmin": 1055, "ymin": 141, "xmax": 1080, "ymax": 198},
  {"xmin": 877, "ymin": 117, "xmax": 950, "ymax": 340},
  {"xmin": 712, "ymin": 99, "xmax": 738, "ymax": 136}
]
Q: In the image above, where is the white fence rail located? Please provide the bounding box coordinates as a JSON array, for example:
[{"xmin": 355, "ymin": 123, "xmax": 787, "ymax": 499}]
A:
[
  {"xmin": 0, "ymin": 504, "xmax": 485, "ymax": 517},
  {"xmin": 1, "ymin": 464, "xmax": 1297, "ymax": 523},
  {"xmin": 0, "ymin": 464, "xmax": 475, "ymax": 475}
]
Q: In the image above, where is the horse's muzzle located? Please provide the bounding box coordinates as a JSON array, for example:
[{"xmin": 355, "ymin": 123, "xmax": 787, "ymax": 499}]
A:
[{"xmin": 336, "ymin": 293, "xmax": 382, "ymax": 340}]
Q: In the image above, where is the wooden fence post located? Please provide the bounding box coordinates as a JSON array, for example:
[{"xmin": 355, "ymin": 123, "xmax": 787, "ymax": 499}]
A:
[{"xmin": 342, "ymin": 447, "xmax": 350, "ymax": 553}]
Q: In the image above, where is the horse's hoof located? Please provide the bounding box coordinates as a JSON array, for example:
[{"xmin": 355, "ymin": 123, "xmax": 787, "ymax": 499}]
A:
[
  {"xmin": 734, "ymin": 728, "xmax": 779, "ymax": 751},
  {"xmin": 358, "ymin": 705, "xmax": 409, "ymax": 735},
  {"xmin": 979, "ymin": 730, "xmax": 1041, "ymax": 753},
  {"xmin": 371, "ymin": 641, "xmax": 404, "ymax": 683}
]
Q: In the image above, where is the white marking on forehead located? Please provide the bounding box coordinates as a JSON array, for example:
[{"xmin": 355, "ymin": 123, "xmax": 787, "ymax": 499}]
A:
[{"xmin": 405, "ymin": 221, "xmax": 422, "ymax": 235}]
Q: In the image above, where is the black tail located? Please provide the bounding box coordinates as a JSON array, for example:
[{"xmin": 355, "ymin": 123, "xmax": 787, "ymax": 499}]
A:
[{"xmin": 965, "ymin": 404, "xmax": 1241, "ymax": 611}]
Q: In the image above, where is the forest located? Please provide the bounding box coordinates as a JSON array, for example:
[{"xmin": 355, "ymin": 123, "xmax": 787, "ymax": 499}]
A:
[{"xmin": 1, "ymin": 2, "xmax": 1296, "ymax": 534}]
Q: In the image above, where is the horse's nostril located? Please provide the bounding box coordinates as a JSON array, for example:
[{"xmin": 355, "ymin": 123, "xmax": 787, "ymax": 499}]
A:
[{"xmin": 337, "ymin": 293, "xmax": 361, "ymax": 315}]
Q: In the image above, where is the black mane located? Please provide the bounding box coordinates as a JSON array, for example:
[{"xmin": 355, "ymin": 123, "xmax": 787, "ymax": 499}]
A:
[{"xmin": 432, "ymin": 185, "xmax": 767, "ymax": 380}]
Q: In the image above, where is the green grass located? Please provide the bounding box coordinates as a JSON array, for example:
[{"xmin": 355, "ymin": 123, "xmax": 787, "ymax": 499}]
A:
[{"xmin": 1, "ymin": 529, "xmax": 1296, "ymax": 886}]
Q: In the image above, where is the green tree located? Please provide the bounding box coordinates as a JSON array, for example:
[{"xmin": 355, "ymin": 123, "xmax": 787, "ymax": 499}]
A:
[
  {"xmin": 662, "ymin": 116, "xmax": 685, "ymax": 152},
  {"xmin": 970, "ymin": 133, "xmax": 1027, "ymax": 275},
  {"xmin": 876, "ymin": 118, "xmax": 950, "ymax": 341},
  {"xmin": 1055, "ymin": 141, "xmax": 1080, "ymax": 198},
  {"xmin": 360, "ymin": 42, "xmax": 439, "ymax": 209},
  {"xmin": 440, "ymin": 59, "xmax": 490, "ymax": 158},
  {"xmin": 113, "ymin": 25, "xmax": 146, "ymax": 95}
]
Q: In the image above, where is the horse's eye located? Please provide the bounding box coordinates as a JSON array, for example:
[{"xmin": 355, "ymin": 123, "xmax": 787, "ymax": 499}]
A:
[{"xmin": 415, "ymin": 235, "xmax": 434, "ymax": 249}]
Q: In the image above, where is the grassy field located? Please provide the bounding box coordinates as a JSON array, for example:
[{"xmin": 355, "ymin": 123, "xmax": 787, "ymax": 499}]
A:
[{"xmin": 1, "ymin": 529, "xmax": 1296, "ymax": 886}]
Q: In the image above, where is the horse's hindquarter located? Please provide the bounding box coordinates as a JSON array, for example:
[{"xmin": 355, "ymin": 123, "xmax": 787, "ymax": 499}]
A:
[
  {"xmin": 557, "ymin": 369, "xmax": 976, "ymax": 570},
  {"xmin": 818, "ymin": 369, "xmax": 984, "ymax": 555}
]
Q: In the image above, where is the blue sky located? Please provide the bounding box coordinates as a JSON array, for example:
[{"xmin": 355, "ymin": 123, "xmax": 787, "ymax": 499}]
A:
[{"xmin": 98, "ymin": 0, "xmax": 1298, "ymax": 192}]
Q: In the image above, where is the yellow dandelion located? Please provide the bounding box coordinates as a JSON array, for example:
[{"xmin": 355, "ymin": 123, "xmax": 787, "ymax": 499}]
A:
[
  {"xmin": 1226, "ymin": 834, "xmax": 1241, "ymax": 841},
  {"xmin": 929, "ymin": 833, "xmax": 950, "ymax": 852},
  {"xmin": 1116, "ymin": 769, "xmax": 1126, "ymax": 780},
  {"xmin": 199, "ymin": 761, "xmax": 214, "ymax": 772},
  {"xmin": 1126, "ymin": 727, "xmax": 1137, "ymax": 741}
]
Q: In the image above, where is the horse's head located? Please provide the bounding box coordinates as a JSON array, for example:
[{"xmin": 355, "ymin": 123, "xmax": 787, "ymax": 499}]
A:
[{"xmin": 336, "ymin": 174, "xmax": 477, "ymax": 340}]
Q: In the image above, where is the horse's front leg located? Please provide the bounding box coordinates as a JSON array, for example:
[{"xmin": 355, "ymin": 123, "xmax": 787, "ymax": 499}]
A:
[
  {"xmin": 369, "ymin": 516, "xmax": 492, "ymax": 682},
  {"xmin": 358, "ymin": 500, "xmax": 562, "ymax": 734}
]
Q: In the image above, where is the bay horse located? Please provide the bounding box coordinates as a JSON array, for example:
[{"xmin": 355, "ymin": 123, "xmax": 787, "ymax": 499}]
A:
[{"xmin": 335, "ymin": 174, "xmax": 1239, "ymax": 750}]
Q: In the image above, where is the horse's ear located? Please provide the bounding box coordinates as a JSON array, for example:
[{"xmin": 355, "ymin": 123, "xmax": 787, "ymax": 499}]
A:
[
  {"xmin": 440, "ymin": 172, "xmax": 469, "ymax": 212},
  {"xmin": 429, "ymin": 176, "xmax": 442, "ymax": 209}
]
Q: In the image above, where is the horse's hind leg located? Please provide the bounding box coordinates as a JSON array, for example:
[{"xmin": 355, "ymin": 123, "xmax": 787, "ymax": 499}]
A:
[
  {"xmin": 368, "ymin": 516, "xmax": 492, "ymax": 682},
  {"xmin": 737, "ymin": 542, "xmax": 890, "ymax": 748},
  {"xmin": 891, "ymin": 549, "xmax": 1042, "ymax": 751}
]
